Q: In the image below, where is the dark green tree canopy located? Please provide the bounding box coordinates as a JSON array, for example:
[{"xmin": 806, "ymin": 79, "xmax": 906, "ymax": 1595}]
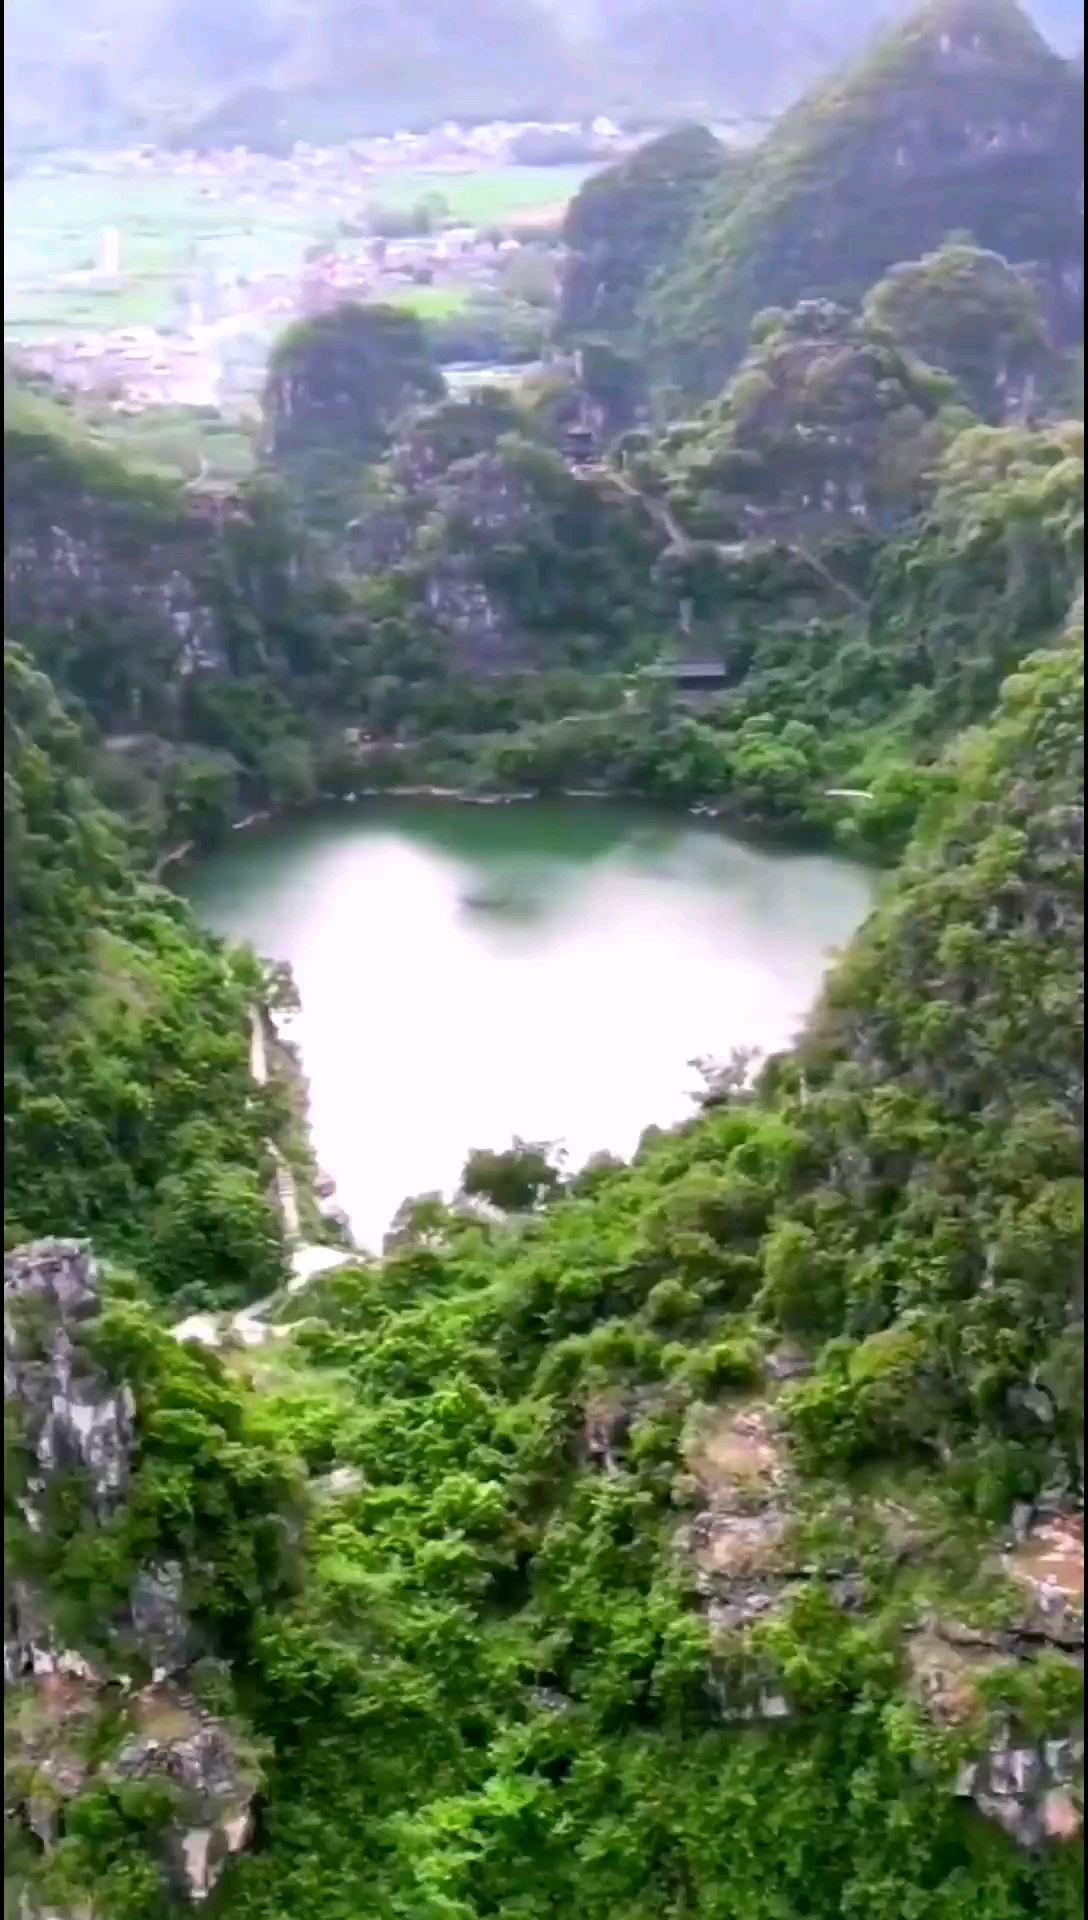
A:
[
  {"xmin": 557, "ymin": 124, "xmax": 728, "ymax": 342},
  {"xmin": 263, "ymin": 302, "xmax": 446, "ymax": 479},
  {"xmin": 864, "ymin": 242, "xmax": 1050, "ymax": 420}
]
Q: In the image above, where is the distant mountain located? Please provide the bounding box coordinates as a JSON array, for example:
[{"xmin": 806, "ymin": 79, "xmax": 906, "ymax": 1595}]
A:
[
  {"xmin": 643, "ymin": 0, "xmax": 1084, "ymax": 394},
  {"xmin": 4, "ymin": 0, "xmax": 1083, "ymax": 156}
]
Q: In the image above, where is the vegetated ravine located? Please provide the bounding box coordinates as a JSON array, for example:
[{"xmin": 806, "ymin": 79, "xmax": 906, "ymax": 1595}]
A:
[{"xmin": 3, "ymin": 5, "xmax": 1085, "ymax": 1918}]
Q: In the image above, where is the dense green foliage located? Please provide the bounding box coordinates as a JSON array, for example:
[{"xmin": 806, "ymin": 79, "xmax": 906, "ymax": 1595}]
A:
[
  {"xmin": 863, "ymin": 243, "xmax": 1051, "ymax": 422},
  {"xmin": 556, "ymin": 126, "xmax": 728, "ymax": 343},
  {"xmin": 6, "ymin": 326, "xmax": 1083, "ymax": 868},
  {"xmin": 413, "ymin": 410, "xmax": 1082, "ymax": 857},
  {"xmin": 647, "ymin": 293, "xmax": 971, "ymax": 530},
  {"xmin": 263, "ymin": 303, "xmax": 446, "ymax": 510},
  {"xmin": 4, "ymin": 646, "xmax": 290, "ymax": 1310},
  {"xmin": 7, "ymin": 636, "xmax": 1082, "ymax": 1918}
]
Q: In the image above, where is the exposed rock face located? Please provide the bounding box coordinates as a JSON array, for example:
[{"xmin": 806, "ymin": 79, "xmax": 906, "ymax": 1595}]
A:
[
  {"xmin": 342, "ymin": 426, "xmax": 664, "ymax": 675},
  {"xmin": 131, "ymin": 1562, "xmax": 192, "ymax": 1682},
  {"xmin": 956, "ymin": 1724, "xmax": 1084, "ymax": 1848},
  {"xmin": 908, "ymin": 1543, "xmax": 1084, "ymax": 1854},
  {"xmin": 4, "ymin": 1240, "xmax": 261, "ymax": 1912},
  {"xmin": 678, "ymin": 1402, "xmax": 807, "ymax": 1718},
  {"xmin": 676, "ymin": 1396, "xmax": 1085, "ymax": 1810},
  {"xmin": 7, "ymin": 1673, "xmax": 260, "ymax": 1908},
  {"xmin": 4, "ymin": 385, "xmax": 326, "ymax": 733},
  {"xmin": 1004, "ymin": 1510, "xmax": 1085, "ymax": 1635},
  {"xmin": 4, "ymin": 1240, "xmax": 135, "ymax": 1547},
  {"xmin": 109, "ymin": 1682, "xmax": 259, "ymax": 1902},
  {"xmin": 2, "ymin": 426, "xmax": 230, "ymax": 698},
  {"xmin": 582, "ymin": 1392, "xmax": 633, "ymax": 1474}
]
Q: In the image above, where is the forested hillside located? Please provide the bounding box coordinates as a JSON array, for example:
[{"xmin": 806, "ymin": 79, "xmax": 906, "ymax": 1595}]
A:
[
  {"xmin": 4, "ymin": 3, "xmax": 1085, "ymax": 1915},
  {"xmin": 604, "ymin": 0, "xmax": 1085, "ymax": 393},
  {"xmin": 4, "ymin": 646, "xmax": 293, "ymax": 1310}
]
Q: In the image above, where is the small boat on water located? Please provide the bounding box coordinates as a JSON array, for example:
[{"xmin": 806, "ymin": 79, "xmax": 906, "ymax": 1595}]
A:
[
  {"xmin": 463, "ymin": 890, "xmax": 506, "ymax": 912},
  {"xmin": 461, "ymin": 884, "xmax": 538, "ymax": 918}
]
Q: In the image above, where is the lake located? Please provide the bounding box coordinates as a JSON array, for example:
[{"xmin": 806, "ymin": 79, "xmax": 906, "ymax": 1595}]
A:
[{"xmin": 183, "ymin": 802, "xmax": 875, "ymax": 1249}]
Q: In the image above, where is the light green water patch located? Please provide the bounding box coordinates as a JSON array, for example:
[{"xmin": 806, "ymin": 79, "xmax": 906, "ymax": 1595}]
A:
[{"xmin": 182, "ymin": 802, "xmax": 875, "ymax": 1250}]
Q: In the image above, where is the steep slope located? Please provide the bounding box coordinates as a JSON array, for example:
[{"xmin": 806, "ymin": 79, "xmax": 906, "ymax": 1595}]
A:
[
  {"xmin": 556, "ymin": 126, "xmax": 730, "ymax": 343},
  {"xmin": 3, "ymin": 644, "xmax": 291, "ymax": 1311},
  {"xmin": 231, "ymin": 639, "xmax": 1081, "ymax": 1920},
  {"xmin": 6, "ymin": 336, "xmax": 1082, "ymax": 857},
  {"xmin": 648, "ymin": 0, "xmax": 1085, "ymax": 395},
  {"xmin": 262, "ymin": 303, "xmax": 447, "ymax": 504},
  {"xmin": 3, "ymin": 372, "xmax": 670, "ymax": 831},
  {"xmin": 3, "ymin": 378, "xmax": 234, "ymax": 704},
  {"xmin": 4, "ymin": 1239, "xmax": 297, "ymax": 1913}
]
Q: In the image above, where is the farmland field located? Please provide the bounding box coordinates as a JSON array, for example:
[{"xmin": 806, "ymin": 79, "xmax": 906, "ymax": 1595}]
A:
[{"xmin": 3, "ymin": 164, "xmax": 591, "ymax": 338}]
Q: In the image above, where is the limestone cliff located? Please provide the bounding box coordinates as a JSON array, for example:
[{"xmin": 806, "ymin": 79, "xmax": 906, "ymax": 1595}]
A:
[
  {"xmin": 3, "ymin": 384, "xmax": 231, "ymax": 711},
  {"xmin": 4, "ymin": 1242, "xmax": 261, "ymax": 1915}
]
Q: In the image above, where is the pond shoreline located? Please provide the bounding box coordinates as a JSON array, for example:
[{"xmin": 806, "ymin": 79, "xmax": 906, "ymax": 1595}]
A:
[{"xmin": 154, "ymin": 783, "xmax": 871, "ymax": 881}]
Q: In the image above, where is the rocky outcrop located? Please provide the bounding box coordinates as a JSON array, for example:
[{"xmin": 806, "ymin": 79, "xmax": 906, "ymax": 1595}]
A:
[
  {"xmin": 909, "ymin": 1612, "xmax": 1084, "ymax": 1848},
  {"xmin": 108, "ymin": 1680, "xmax": 259, "ymax": 1901},
  {"xmin": 3, "ymin": 379, "xmax": 327, "ymax": 736},
  {"xmin": 677, "ymin": 1401, "xmax": 810, "ymax": 1719},
  {"xmin": 906, "ymin": 1503, "xmax": 1084, "ymax": 1849},
  {"xmin": 582, "ymin": 1392, "xmax": 634, "ymax": 1475},
  {"xmin": 130, "ymin": 1562, "xmax": 193, "ymax": 1682},
  {"xmin": 676, "ymin": 1391, "xmax": 1084, "ymax": 1840},
  {"xmin": 957, "ymin": 1728, "xmax": 1084, "ymax": 1848},
  {"xmin": 3, "ymin": 407, "xmax": 229, "ymax": 699},
  {"xmin": 7, "ymin": 1670, "xmax": 260, "ymax": 1907},
  {"xmin": 1004, "ymin": 1510, "xmax": 1085, "ymax": 1638},
  {"xmin": 343, "ymin": 427, "xmax": 664, "ymax": 675},
  {"xmin": 4, "ymin": 1239, "xmax": 135, "ymax": 1548},
  {"xmin": 4, "ymin": 1241, "xmax": 261, "ymax": 1912}
]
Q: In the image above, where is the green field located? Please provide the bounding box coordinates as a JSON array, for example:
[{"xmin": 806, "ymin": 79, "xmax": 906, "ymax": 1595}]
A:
[{"xmin": 4, "ymin": 164, "xmax": 589, "ymax": 339}]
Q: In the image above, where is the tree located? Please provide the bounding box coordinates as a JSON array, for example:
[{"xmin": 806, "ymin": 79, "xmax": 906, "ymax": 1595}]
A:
[
  {"xmin": 262, "ymin": 303, "xmax": 446, "ymax": 491},
  {"xmin": 864, "ymin": 244, "xmax": 1049, "ymax": 421},
  {"xmin": 578, "ymin": 339, "xmax": 646, "ymax": 433},
  {"xmin": 459, "ymin": 1139, "xmax": 564, "ymax": 1212}
]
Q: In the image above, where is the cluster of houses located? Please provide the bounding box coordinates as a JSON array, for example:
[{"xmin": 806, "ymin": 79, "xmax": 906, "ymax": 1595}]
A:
[{"xmin": 7, "ymin": 118, "xmax": 616, "ymax": 412}]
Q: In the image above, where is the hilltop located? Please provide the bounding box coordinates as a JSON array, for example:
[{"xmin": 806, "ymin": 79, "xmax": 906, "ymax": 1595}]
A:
[{"xmin": 628, "ymin": 0, "xmax": 1084, "ymax": 393}]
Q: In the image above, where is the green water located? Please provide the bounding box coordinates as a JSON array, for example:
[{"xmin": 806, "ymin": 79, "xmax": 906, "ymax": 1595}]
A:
[{"xmin": 183, "ymin": 802, "xmax": 875, "ymax": 1249}]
